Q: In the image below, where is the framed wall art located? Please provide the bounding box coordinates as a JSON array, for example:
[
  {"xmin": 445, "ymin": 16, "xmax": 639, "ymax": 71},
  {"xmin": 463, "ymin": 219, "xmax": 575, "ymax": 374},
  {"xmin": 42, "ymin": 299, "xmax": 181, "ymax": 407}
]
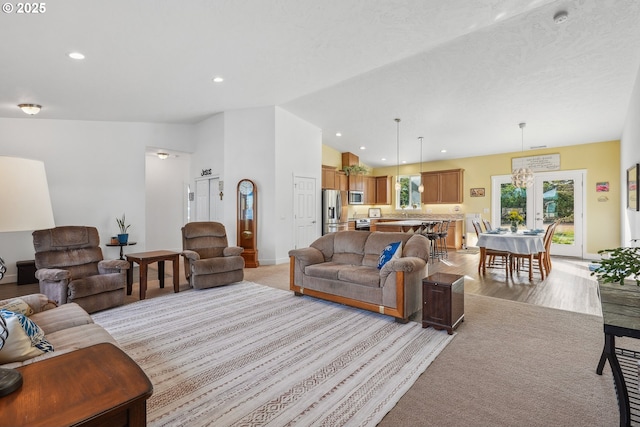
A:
[
  {"xmin": 627, "ymin": 164, "xmax": 638, "ymax": 211},
  {"xmin": 470, "ymin": 188, "xmax": 485, "ymax": 197}
]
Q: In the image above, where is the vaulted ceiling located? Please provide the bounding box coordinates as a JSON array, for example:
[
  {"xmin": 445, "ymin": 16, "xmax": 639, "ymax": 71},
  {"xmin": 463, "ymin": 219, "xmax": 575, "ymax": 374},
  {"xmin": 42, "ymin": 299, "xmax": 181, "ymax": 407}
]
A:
[{"xmin": 2, "ymin": 0, "xmax": 639, "ymax": 166}]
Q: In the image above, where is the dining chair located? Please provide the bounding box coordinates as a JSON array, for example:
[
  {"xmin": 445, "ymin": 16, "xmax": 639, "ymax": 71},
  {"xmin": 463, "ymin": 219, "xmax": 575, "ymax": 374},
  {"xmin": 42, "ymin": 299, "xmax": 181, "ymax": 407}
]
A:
[
  {"xmin": 510, "ymin": 221, "xmax": 559, "ymax": 280},
  {"xmin": 482, "ymin": 218, "xmax": 492, "ymax": 231},
  {"xmin": 473, "ymin": 220, "xmax": 510, "ymax": 275}
]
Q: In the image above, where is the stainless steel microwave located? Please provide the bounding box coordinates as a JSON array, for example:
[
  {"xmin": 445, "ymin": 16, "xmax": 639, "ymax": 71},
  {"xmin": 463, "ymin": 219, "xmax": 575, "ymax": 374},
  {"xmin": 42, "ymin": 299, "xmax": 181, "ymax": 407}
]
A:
[{"xmin": 348, "ymin": 191, "xmax": 364, "ymax": 204}]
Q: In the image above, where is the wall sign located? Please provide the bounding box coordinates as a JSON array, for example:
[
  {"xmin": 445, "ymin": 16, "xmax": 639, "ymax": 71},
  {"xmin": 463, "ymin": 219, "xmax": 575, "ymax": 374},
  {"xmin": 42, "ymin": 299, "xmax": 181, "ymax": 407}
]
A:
[
  {"xmin": 201, "ymin": 168, "xmax": 212, "ymax": 176},
  {"xmin": 511, "ymin": 154, "xmax": 560, "ymax": 172}
]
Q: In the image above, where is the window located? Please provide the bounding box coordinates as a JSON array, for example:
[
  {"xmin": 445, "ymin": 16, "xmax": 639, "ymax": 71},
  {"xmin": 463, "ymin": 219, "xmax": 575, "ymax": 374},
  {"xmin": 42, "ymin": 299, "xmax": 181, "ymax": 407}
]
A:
[{"xmin": 396, "ymin": 175, "xmax": 422, "ymax": 209}]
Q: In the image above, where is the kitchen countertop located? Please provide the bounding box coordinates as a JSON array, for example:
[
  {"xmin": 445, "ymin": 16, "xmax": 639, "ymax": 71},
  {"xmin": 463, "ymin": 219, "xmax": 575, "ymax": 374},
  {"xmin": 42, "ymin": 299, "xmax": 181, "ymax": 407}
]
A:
[{"xmin": 375, "ymin": 220, "xmax": 429, "ymax": 227}]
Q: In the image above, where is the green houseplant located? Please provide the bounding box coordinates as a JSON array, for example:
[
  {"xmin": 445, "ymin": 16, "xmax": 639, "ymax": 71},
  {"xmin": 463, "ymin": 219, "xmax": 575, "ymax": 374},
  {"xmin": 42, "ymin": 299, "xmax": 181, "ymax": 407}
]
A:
[
  {"xmin": 591, "ymin": 247, "xmax": 640, "ymax": 286},
  {"xmin": 342, "ymin": 165, "xmax": 368, "ymax": 176},
  {"xmin": 116, "ymin": 214, "xmax": 131, "ymax": 244}
]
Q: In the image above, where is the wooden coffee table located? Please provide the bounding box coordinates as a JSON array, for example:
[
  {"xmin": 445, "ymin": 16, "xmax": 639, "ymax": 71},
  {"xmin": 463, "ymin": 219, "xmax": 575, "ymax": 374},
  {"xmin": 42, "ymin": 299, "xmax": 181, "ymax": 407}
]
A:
[
  {"xmin": 126, "ymin": 250, "xmax": 180, "ymax": 300},
  {"xmin": 0, "ymin": 343, "xmax": 153, "ymax": 427}
]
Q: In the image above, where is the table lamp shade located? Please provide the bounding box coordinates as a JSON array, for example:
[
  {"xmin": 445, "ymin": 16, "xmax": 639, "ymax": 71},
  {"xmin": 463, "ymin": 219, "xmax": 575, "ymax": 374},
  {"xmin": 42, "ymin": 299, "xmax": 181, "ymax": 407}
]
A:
[{"xmin": 0, "ymin": 157, "xmax": 55, "ymax": 232}]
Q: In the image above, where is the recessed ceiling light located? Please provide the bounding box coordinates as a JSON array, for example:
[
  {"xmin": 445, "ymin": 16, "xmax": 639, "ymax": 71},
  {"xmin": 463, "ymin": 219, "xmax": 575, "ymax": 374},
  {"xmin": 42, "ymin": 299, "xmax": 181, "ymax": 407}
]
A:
[
  {"xmin": 212, "ymin": 76, "xmax": 224, "ymax": 83},
  {"xmin": 440, "ymin": 149, "xmax": 447, "ymax": 153},
  {"xmin": 381, "ymin": 158, "xmax": 386, "ymax": 161},
  {"xmin": 68, "ymin": 52, "xmax": 85, "ymax": 60},
  {"xmin": 359, "ymin": 146, "xmax": 365, "ymax": 150},
  {"xmin": 336, "ymin": 132, "xmax": 342, "ymax": 137},
  {"xmin": 402, "ymin": 160, "xmax": 407, "ymax": 164}
]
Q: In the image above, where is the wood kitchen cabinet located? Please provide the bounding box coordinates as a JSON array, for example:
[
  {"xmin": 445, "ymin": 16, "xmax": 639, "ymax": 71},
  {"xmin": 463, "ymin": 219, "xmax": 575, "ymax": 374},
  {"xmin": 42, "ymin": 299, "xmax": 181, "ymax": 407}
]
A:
[
  {"xmin": 337, "ymin": 171, "xmax": 348, "ymax": 192},
  {"xmin": 322, "ymin": 166, "xmax": 348, "ymax": 191},
  {"xmin": 375, "ymin": 176, "xmax": 392, "ymax": 205},
  {"xmin": 322, "ymin": 165, "xmax": 336, "ymax": 189},
  {"xmin": 348, "ymin": 174, "xmax": 364, "ymax": 191},
  {"xmin": 364, "ymin": 176, "xmax": 376, "ymax": 204},
  {"xmin": 421, "ymin": 169, "xmax": 464, "ymax": 204}
]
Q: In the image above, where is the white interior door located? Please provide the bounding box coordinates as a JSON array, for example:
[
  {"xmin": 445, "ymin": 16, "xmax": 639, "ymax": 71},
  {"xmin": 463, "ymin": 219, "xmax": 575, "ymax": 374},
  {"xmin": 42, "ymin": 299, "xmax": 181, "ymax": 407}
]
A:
[
  {"xmin": 293, "ymin": 176, "xmax": 318, "ymax": 249},
  {"xmin": 491, "ymin": 170, "xmax": 584, "ymax": 258},
  {"xmin": 195, "ymin": 177, "xmax": 222, "ymax": 222}
]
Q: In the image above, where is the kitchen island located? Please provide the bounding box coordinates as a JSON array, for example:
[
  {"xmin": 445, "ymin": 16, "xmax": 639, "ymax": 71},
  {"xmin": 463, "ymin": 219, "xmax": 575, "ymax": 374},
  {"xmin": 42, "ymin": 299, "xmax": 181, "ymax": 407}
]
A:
[{"xmin": 371, "ymin": 218, "xmax": 463, "ymax": 249}]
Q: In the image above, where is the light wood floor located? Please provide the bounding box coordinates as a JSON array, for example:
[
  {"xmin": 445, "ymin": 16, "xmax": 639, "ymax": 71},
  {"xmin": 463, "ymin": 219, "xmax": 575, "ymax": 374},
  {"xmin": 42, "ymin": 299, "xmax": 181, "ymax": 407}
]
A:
[{"xmin": 0, "ymin": 251, "xmax": 601, "ymax": 316}]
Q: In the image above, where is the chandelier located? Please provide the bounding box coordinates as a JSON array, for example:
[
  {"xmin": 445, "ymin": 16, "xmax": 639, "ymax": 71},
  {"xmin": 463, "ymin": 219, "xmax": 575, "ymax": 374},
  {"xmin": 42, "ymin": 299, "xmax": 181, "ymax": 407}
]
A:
[
  {"xmin": 511, "ymin": 122, "xmax": 534, "ymax": 188},
  {"xmin": 395, "ymin": 118, "xmax": 401, "ymax": 191},
  {"xmin": 418, "ymin": 137, "xmax": 424, "ymax": 193}
]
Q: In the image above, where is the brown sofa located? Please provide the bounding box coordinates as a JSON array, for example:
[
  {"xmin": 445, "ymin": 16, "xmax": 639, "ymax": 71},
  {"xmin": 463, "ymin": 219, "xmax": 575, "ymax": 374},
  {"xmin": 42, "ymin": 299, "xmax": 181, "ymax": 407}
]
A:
[
  {"xmin": 0, "ymin": 294, "xmax": 117, "ymax": 369},
  {"xmin": 33, "ymin": 226, "xmax": 129, "ymax": 314},
  {"xmin": 289, "ymin": 231, "xmax": 429, "ymax": 322}
]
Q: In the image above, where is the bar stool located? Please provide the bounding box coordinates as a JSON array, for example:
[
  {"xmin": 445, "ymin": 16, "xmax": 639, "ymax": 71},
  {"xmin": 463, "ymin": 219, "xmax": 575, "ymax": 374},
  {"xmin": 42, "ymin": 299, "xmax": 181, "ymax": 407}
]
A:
[{"xmin": 438, "ymin": 220, "xmax": 451, "ymax": 259}]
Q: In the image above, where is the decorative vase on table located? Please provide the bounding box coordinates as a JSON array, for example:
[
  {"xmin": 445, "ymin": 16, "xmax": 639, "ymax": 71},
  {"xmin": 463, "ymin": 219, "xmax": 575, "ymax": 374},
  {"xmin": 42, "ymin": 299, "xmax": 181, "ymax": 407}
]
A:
[
  {"xmin": 510, "ymin": 222, "xmax": 518, "ymax": 233},
  {"xmin": 117, "ymin": 233, "xmax": 129, "ymax": 244}
]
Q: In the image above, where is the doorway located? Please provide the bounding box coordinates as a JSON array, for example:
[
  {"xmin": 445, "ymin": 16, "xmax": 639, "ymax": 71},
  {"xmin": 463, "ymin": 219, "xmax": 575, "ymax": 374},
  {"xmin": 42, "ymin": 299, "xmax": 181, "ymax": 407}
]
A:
[{"xmin": 491, "ymin": 170, "xmax": 585, "ymax": 257}]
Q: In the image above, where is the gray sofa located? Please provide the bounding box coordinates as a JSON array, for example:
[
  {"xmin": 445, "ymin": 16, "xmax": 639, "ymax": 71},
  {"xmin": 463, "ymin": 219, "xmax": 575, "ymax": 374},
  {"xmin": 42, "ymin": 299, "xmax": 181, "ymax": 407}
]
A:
[
  {"xmin": 0, "ymin": 293, "xmax": 116, "ymax": 369},
  {"xmin": 289, "ymin": 231, "xmax": 429, "ymax": 322}
]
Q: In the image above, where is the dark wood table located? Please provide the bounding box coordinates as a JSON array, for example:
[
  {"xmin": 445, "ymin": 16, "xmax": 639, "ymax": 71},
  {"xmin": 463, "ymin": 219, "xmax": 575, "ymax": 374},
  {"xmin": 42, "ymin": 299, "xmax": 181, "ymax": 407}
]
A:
[
  {"xmin": 126, "ymin": 250, "xmax": 180, "ymax": 300},
  {"xmin": 106, "ymin": 241, "xmax": 137, "ymax": 260},
  {"xmin": 596, "ymin": 281, "xmax": 640, "ymax": 427},
  {"xmin": 0, "ymin": 343, "xmax": 153, "ymax": 427}
]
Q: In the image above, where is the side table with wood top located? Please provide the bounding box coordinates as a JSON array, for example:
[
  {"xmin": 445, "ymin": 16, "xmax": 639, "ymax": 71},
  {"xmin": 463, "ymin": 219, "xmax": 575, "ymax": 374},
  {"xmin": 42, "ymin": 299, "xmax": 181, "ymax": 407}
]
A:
[
  {"xmin": 422, "ymin": 272, "xmax": 465, "ymax": 334},
  {"xmin": 0, "ymin": 343, "xmax": 153, "ymax": 427},
  {"xmin": 126, "ymin": 250, "xmax": 180, "ymax": 300}
]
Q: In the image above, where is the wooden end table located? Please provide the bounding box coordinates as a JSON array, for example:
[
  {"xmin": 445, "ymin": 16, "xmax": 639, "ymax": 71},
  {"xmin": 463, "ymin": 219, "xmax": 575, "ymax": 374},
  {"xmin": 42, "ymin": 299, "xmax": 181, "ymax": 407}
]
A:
[
  {"xmin": 126, "ymin": 250, "xmax": 180, "ymax": 300},
  {"xmin": 0, "ymin": 343, "xmax": 153, "ymax": 427},
  {"xmin": 422, "ymin": 272, "xmax": 464, "ymax": 334}
]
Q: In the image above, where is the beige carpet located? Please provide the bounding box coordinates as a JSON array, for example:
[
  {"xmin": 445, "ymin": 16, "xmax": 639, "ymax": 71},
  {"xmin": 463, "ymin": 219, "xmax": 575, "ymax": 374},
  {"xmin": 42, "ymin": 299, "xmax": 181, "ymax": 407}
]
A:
[
  {"xmin": 92, "ymin": 281, "xmax": 454, "ymax": 426},
  {"xmin": 379, "ymin": 293, "xmax": 619, "ymax": 427}
]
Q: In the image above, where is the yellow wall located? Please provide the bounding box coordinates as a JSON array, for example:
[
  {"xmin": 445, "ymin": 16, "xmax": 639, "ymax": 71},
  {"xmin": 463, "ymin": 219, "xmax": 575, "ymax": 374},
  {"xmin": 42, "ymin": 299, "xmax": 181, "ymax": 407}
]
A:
[
  {"xmin": 323, "ymin": 140, "xmax": 620, "ymax": 255},
  {"xmin": 322, "ymin": 145, "xmax": 343, "ymax": 169}
]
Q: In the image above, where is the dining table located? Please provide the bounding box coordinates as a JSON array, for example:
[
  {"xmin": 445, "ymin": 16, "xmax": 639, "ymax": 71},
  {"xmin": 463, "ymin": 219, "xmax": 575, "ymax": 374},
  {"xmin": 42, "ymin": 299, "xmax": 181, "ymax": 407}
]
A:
[{"xmin": 476, "ymin": 230, "xmax": 545, "ymax": 279}]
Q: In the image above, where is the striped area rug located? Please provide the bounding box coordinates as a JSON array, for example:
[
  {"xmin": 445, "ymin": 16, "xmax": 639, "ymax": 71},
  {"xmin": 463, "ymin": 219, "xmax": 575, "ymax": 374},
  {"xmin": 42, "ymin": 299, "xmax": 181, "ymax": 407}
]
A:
[{"xmin": 92, "ymin": 281, "xmax": 454, "ymax": 426}]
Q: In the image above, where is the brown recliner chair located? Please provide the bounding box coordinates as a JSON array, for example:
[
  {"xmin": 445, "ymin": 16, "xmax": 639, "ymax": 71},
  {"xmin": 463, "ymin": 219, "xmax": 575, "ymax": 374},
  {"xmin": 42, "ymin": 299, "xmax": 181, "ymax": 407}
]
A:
[
  {"xmin": 33, "ymin": 226, "xmax": 129, "ymax": 313},
  {"xmin": 181, "ymin": 222, "xmax": 245, "ymax": 289}
]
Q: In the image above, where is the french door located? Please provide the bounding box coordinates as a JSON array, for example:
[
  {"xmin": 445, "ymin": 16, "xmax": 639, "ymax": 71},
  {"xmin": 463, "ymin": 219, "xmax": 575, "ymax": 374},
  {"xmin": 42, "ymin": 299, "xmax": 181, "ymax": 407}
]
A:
[{"xmin": 491, "ymin": 170, "xmax": 584, "ymax": 257}]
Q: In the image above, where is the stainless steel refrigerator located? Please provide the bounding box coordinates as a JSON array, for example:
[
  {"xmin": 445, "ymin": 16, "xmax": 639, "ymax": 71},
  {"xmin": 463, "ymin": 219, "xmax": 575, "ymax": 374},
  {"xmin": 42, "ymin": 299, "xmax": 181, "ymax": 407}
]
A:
[{"xmin": 322, "ymin": 189, "xmax": 348, "ymax": 235}]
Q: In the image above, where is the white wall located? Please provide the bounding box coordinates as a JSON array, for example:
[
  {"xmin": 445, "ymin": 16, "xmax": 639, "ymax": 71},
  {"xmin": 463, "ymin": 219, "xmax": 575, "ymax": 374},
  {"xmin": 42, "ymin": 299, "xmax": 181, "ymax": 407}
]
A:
[
  {"xmin": 621, "ymin": 64, "xmax": 640, "ymax": 245},
  {"xmin": 0, "ymin": 117, "xmax": 194, "ymax": 283},
  {"xmin": 224, "ymin": 107, "xmax": 277, "ymax": 261},
  {"xmin": 188, "ymin": 107, "xmax": 322, "ymax": 265},
  {"xmin": 274, "ymin": 107, "xmax": 322, "ymax": 260}
]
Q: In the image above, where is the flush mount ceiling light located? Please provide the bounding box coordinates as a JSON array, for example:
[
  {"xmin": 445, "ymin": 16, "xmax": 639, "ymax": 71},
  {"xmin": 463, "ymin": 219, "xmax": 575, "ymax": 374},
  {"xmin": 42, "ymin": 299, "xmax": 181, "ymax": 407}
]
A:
[
  {"xmin": 394, "ymin": 118, "xmax": 401, "ymax": 191},
  {"xmin": 511, "ymin": 122, "xmax": 534, "ymax": 188},
  {"xmin": 553, "ymin": 10, "xmax": 569, "ymax": 24},
  {"xmin": 157, "ymin": 152, "xmax": 169, "ymax": 160},
  {"xmin": 68, "ymin": 52, "xmax": 85, "ymax": 60},
  {"xmin": 18, "ymin": 104, "xmax": 42, "ymax": 115}
]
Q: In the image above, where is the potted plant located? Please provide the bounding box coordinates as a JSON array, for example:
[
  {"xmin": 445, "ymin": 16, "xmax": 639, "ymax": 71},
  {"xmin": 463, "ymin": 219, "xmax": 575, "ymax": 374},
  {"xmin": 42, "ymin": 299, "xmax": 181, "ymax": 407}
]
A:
[
  {"xmin": 342, "ymin": 165, "xmax": 368, "ymax": 176},
  {"xmin": 591, "ymin": 246, "xmax": 640, "ymax": 286},
  {"xmin": 506, "ymin": 210, "xmax": 524, "ymax": 233},
  {"xmin": 116, "ymin": 214, "xmax": 131, "ymax": 244}
]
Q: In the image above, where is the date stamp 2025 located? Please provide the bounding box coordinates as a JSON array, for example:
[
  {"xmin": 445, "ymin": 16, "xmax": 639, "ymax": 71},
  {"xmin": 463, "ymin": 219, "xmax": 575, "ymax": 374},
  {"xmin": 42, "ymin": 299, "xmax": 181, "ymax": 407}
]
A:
[{"xmin": 2, "ymin": 2, "xmax": 46, "ymax": 14}]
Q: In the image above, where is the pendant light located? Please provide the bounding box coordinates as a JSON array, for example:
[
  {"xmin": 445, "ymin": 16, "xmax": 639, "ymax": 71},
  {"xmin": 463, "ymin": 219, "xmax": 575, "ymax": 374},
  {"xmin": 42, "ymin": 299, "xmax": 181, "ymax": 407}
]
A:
[
  {"xmin": 511, "ymin": 122, "xmax": 534, "ymax": 188},
  {"xmin": 418, "ymin": 137, "xmax": 424, "ymax": 193},
  {"xmin": 395, "ymin": 118, "xmax": 401, "ymax": 191}
]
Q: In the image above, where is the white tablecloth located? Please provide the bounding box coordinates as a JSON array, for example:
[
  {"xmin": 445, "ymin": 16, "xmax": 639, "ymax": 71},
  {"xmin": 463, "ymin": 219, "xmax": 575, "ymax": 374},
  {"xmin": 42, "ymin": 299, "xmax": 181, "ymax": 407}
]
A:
[{"xmin": 476, "ymin": 232, "xmax": 544, "ymax": 254}]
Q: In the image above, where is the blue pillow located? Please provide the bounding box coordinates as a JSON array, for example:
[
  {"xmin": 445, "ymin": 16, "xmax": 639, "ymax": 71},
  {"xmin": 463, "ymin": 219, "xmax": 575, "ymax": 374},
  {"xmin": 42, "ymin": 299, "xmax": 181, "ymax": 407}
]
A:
[{"xmin": 378, "ymin": 241, "xmax": 402, "ymax": 269}]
